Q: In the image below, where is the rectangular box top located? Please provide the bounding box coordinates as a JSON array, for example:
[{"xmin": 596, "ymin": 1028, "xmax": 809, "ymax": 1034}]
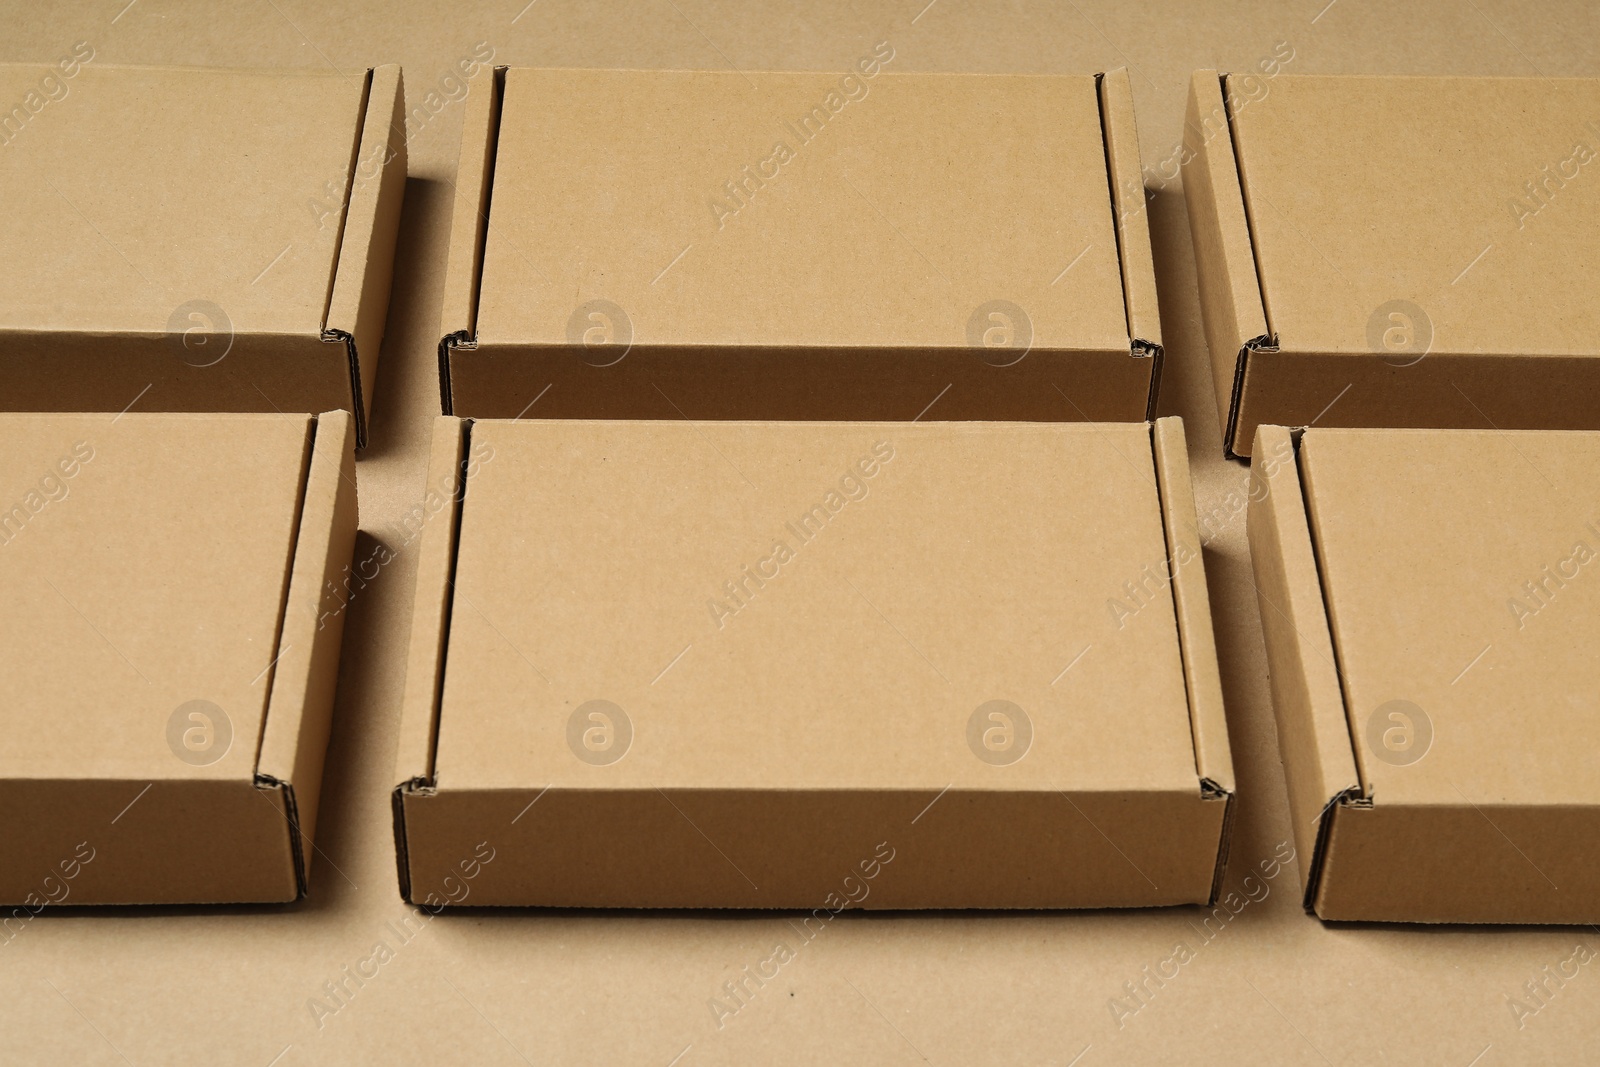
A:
[
  {"xmin": 0, "ymin": 63, "xmax": 366, "ymax": 339},
  {"xmin": 0, "ymin": 411, "xmax": 311, "ymax": 782},
  {"xmin": 1227, "ymin": 74, "xmax": 1600, "ymax": 360},
  {"xmin": 473, "ymin": 67, "xmax": 1138, "ymax": 357},
  {"xmin": 1298, "ymin": 426, "xmax": 1600, "ymax": 806},
  {"xmin": 431, "ymin": 419, "xmax": 1207, "ymax": 795}
]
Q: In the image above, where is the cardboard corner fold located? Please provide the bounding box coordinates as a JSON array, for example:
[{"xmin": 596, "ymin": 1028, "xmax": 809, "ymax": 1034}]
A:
[
  {"xmin": 325, "ymin": 64, "xmax": 408, "ymax": 448},
  {"xmin": 1244, "ymin": 424, "xmax": 1361, "ymax": 911},
  {"xmin": 391, "ymin": 416, "xmax": 469, "ymax": 900},
  {"xmin": 1098, "ymin": 68, "xmax": 1164, "ymax": 419},
  {"xmin": 1180, "ymin": 70, "xmax": 1272, "ymax": 459},
  {"xmin": 256, "ymin": 410, "xmax": 359, "ymax": 897},
  {"xmin": 1150, "ymin": 417, "xmax": 1236, "ymax": 901},
  {"xmin": 437, "ymin": 68, "xmax": 506, "ymax": 416}
]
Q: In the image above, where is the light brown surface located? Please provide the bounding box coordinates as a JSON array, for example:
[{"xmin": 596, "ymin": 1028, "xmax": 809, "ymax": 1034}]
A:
[
  {"xmin": 1234, "ymin": 76, "xmax": 1600, "ymax": 359},
  {"xmin": 4, "ymin": 0, "xmax": 1599, "ymax": 1062},
  {"xmin": 480, "ymin": 70, "xmax": 1127, "ymax": 350}
]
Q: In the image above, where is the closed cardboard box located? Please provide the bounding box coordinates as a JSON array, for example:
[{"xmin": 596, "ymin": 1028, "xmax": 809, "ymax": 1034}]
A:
[
  {"xmin": 0, "ymin": 410, "xmax": 357, "ymax": 905},
  {"xmin": 1249, "ymin": 424, "xmax": 1600, "ymax": 922},
  {"xmin": 0, "ymin": 62, "xmax": 407, "ymax": 448},
  {"xmin": 393, "ymin": 417, "xmax": 1233, "ymax": 909},
  {"xmin": 438, "ymin": 65, "xmax": 1163, "ymax": 424},
  {"xmin": 1183, "ymin": 72, "xmax": 1600, "ymax": 458}
]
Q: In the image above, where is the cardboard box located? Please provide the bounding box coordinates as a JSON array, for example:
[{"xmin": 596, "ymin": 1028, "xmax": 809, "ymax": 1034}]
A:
[
  {"xmin": 1248, "ymin": 424, "xmax": 1600, "ymax": 923},
  {"xmin": 0, "ymin": 61, "xmax": 407, "ymax": 448},
  {"xmin": 1183, "ymin": 72, "xmax": 1600, "ymax": 459},
  {"xmin": 437, "ymin": 65, "xmax": 1163, "ymax": 424},
  {"xmin": 0, "ymin": 410, "xmax": 358, "ymax": 905},
  {"xmin": 392, "ymin": 416, "xmax": 1233, "ymax": 909}
]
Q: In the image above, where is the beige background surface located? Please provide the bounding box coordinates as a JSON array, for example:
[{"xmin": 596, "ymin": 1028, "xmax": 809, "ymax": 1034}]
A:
[{"xmin": 4, "ymin": 0, "xmax": 1598, "ymax": 1063}]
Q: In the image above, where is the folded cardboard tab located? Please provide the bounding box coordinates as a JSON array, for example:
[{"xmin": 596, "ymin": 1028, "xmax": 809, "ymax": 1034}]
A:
[
  {"xmin": 0, "ymin": 62, "xmax": 407, "ymax": 448},
  {"xmin": 1248, "ymin": 424, "xmax": 1600, "ymax": 923},
  {"xmin": 393, "ymin": 416, "xmax": 1232, "ymax": 909},
  {"xmin": 0, "ymin": 410, "xmax": 358, "ymax": 905},
  {"xmin": 438, "ymin": 66, "xmax": 1162, "ymax": 424},
  {"xmin": 1183, "ymin": 72, "xmax": 1600, "ymax": 458}
]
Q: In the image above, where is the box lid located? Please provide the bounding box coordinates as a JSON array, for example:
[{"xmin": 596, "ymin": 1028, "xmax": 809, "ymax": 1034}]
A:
[
  {"xmin": 0, "ymin": 412, "xmax": 311, "ymax": 781},
  {"xmin": 432, "ymin": 419, "xmax": 1204, "ymax": 795},
  {"xmin": 0, "ymin": 65, "xmax": 361, "ymax": 338},
  {"xmin": 1298, "ymin": 427, "xmax": 1600, "ymax": 807},
  {"xmin": 1228, "ymin": 75, "xmax": 1600, "ymax": 361}
]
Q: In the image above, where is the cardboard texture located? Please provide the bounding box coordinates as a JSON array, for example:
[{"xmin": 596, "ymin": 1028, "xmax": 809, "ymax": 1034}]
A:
[
  {"xmin": 438, "ymin": 67, "xmax": 1164, "ymax": 423},
  {"xmin": 0, "ymin": 62, "xmax": 407, "ymax": 448},
  {"xmin": 394, "ymin": 417, "xmax": 1232, "ymax": 908},
  {"xmin": 1184, "ymin": 72, "xmax": 1600, "ymax": 458},
  {"xmin": 0, "ymin": 410, "xmax": 357, "ymax": 904},
  {"xmin": 1248, "ymin": 424, "xmax": 1600, "ymax": 923},
  {"xmin": 13, "ymin": 4, "xmax": 1600, "ymax": 1064}
]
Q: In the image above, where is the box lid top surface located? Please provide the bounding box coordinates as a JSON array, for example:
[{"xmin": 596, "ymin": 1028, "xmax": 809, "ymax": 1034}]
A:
[
  {"xmin": 1299, "ymin": 427, "xmax": 1600, "ymax": 806},
  {"xmin": 434, "ymin": 420, "xmax": 1200, "ymax": 793},
  {"xmin": 0, "ymin": 412, "xmax": 313, "ymax": 781},
  {"xmin": 1228, "ymin": 74, "xmax": 1600, "ymax": 360},
  {"xmin": 476, "ymin": 68, "xmax": 1132, "ymax": 355},
  {"xmin": 0, "ymin": 63, "xmax": 367, "ymax": 338}
]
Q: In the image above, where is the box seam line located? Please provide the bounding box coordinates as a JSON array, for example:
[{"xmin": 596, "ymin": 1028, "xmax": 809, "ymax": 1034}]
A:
[
  {"xmin": 1219, "ymin": 72, "xmax": 1280, "ymax": 459},
  {"xmin": 438, "ymin": 66, "xmax": 507, "ymax": 416},
  {"xmin": 250, "ymin": 414, "xmax": 319, "ymax": 899}
]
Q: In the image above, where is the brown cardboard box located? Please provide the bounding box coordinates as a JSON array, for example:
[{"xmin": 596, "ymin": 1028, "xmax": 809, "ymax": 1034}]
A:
[
  {"xmin": 0, "ymin": 410, "xmax": 357, "ymax": 905},
  {"xmin": 1248, "ymin": 424, "xmax": 1600, "ymax": 923},
  {"xmin": 437, "ymin": 66, "xmax": 1163, "ymax": 424},
  {"xmin": 0, "ymin": 61, "xmax": 407, "ymax": 448},
  {"xmin": 15, "ymin": 5, "xmax": 1600, "ymax": 1063},
  {"xmin": 392, "ymin": 416, "xmax": 1233, "ymax": 909},
  {"xmin": 1183, "ymin": 72, "xmax": 1600, "ymax": 459}
]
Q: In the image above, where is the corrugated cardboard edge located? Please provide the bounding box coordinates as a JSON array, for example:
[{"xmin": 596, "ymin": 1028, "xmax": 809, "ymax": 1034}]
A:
[
  {"xmin": 1180, "ymin": 70, "xmax": 1274, "ymax": 460},
  {"xmin": 391, "ymin": 416, "xmax": 469, "ymax": 901},
  {"xmin": 1098, "ymin": 68, "xmax": 1164, "ymax": 420},
  {"xmin": 1150, "ymin": 416, "xmax": 1236, "ymax": 902},
  {"xmin": 1245, "ymin": 424, "xmax": 1362, "ymax": 912},
  {"xmin": 255, "ymin": 410, "xmax": 359, "ymax": 899},
  {"xmin": 325, "ymin": 64, "xmax": 408, "ymax": 450},
  {"xmin": 437, "ymin": 67, "xmax": 506, "ymax": 417}
]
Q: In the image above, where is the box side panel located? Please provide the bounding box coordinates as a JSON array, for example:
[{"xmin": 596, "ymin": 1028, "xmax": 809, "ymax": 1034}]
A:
[
  {"xmin": 0, "ymin": 332, "xmax": 348, "ymax": 422},
  {"xmin": 1233, "ymin": 349, "xmax": 1600, "ymax": 454},
  {"xmin": 391, "ymin": 418, "xmax": 469, "ymax": 900},
  {"xmin": 1244, "ymin": 425, "xmax": 1360, "ymax": 904},
  {"xmin": 449, "ymin": 344, "xmax": 1150, "ymax": 422},
  {"xmin": 437, "ymin": 67, "xmax": 504, "ymax": 414},
  {"xmin": 326, "ymin": 65, "xmax": 408, "ymax": 446},
  {"xmin": 401, "ymin": 787, "xmax": 1225, "ymax": 909},
  {"xmin": 392, "ymin": 418, "xmax": 469, "ymax": 793},
  {"xmin": 1180, "ymin": 71, "xmax": 1271, "ymax": 458},
  {"xmin": 1316, "ymin": 802, "xmax": 1600, "ymax": 924},
  {"xmin": 1099, "ymin": 68, "xmax": 1162, "ymax": 352},
  {"xmin": 0, "ymin": 779, "xmax": 297, "ymax": 906},
  {"xmin": 1151, "ymin": 419, "xmax": 1234, "ymax": 794},
  {"xmin": 257, "ymin": 411, "xmax": 359, "ymax": 892}
]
